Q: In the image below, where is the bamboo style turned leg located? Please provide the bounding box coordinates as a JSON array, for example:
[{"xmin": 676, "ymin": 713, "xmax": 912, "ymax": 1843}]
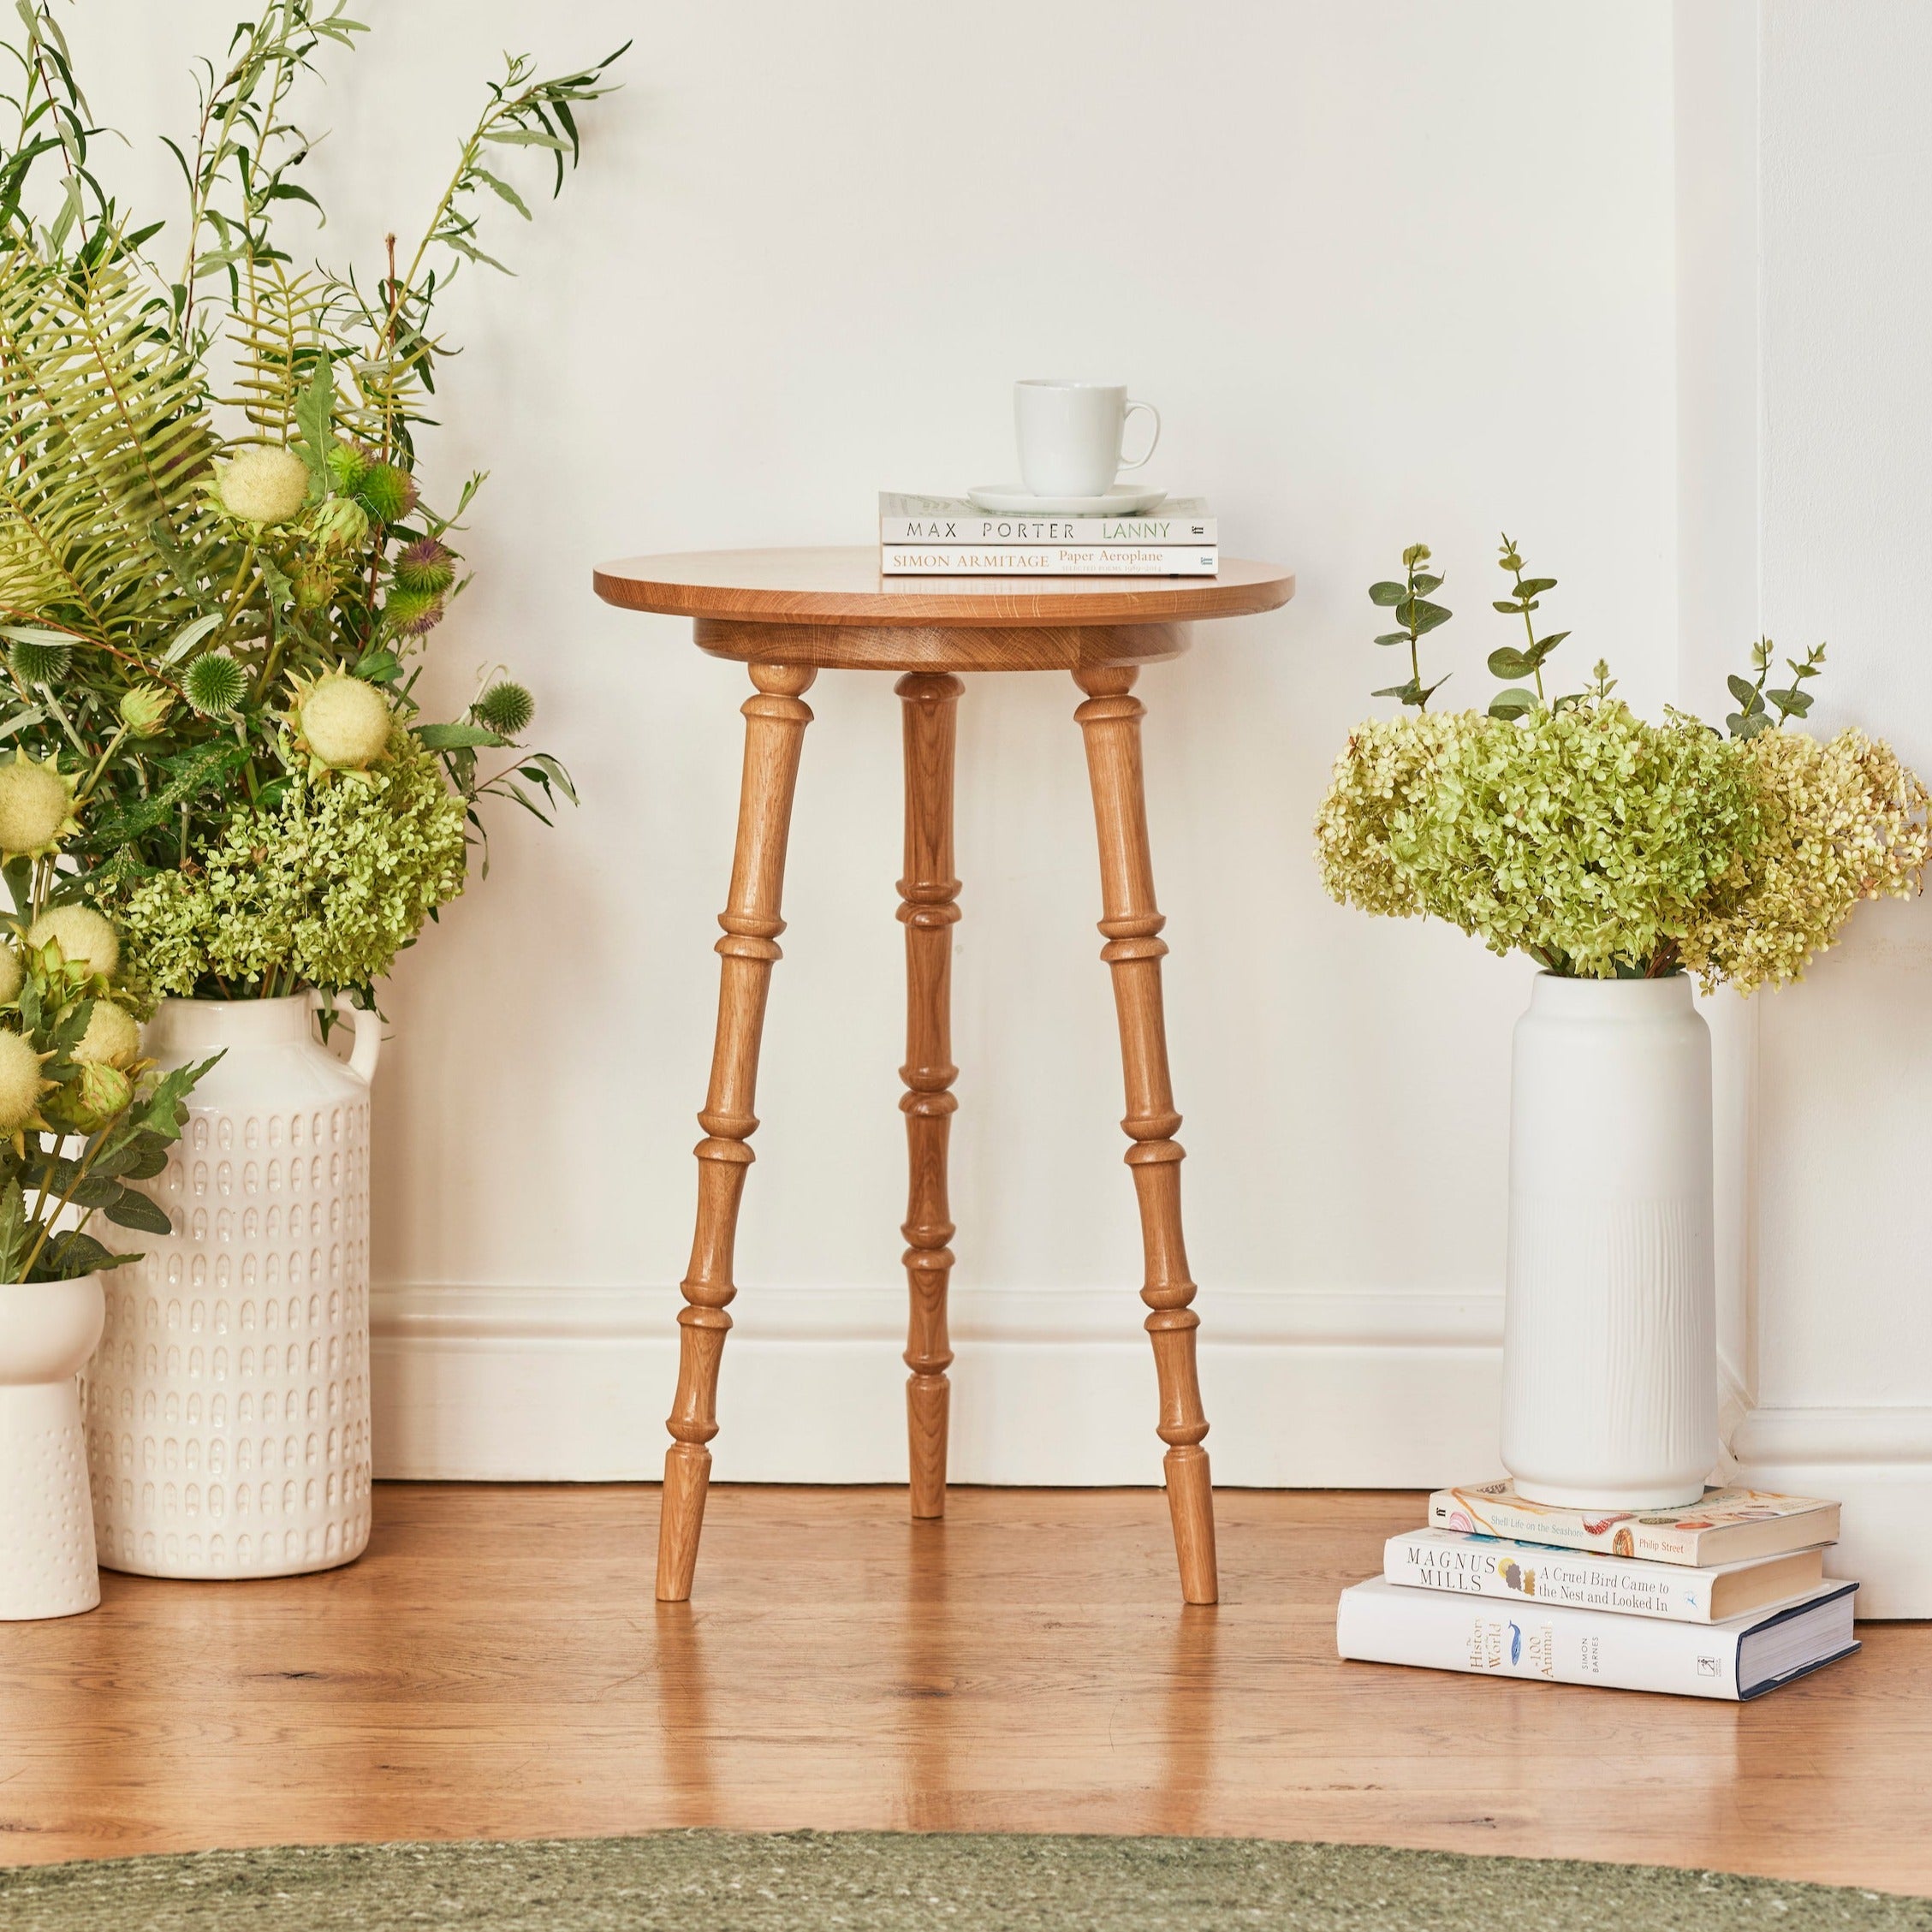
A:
[
  {"xmin": 657, "ymin": 661, "xmax": 816, "ymax": 1602},
  {"xmin": 1073, "ymin": 664, "xmax": 1218, "ymax": 1605},
  {"xmin": 897, "ymin": 672, "xmax": 962, "ymax": 1519}
]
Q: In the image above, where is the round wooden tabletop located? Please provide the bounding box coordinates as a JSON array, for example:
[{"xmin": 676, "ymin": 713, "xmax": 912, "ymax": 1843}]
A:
[{"xmin": 592, "ymin": 547, "xmax": 1295, "ymax": 628}]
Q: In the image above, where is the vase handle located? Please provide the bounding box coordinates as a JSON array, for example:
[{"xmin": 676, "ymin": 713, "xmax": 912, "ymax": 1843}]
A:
[
  {"xmin": 345, "ymin": 1002, "xmax": 383, "ymax": 1086},
  {"xmin": 312, "ymin": 990, "xmax": 383, "ymax": 1086}
]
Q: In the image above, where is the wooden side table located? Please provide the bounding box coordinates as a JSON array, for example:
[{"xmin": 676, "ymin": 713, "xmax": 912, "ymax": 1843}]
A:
[{"xmin": 593, "ymin": 548, "xmax": 1296, "ymax": 1603}]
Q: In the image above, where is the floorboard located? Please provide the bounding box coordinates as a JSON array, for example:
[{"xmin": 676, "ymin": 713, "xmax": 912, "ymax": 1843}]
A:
[{"xmin": 0, "ymin": 1484, "xmax": 1922, "ymax": 1893}]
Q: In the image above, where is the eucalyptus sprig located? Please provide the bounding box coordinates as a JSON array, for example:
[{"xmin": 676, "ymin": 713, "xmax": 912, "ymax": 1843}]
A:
[
  {"xmin": 1367, "ymin": 543, "xmax": 1453, "ymax": 710},
  {"xmin": 1726, "ymin": 639, "xmax": 1826, "ymax": 740},
  {"xmin": 1486, "ymin": 533, "xmax": 1570, "ymax": 720}
]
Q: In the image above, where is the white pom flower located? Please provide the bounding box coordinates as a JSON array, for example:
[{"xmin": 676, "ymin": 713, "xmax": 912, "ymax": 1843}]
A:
[
  {"xmin": 27, "ymin": 905, "xmax": 121, "ymax": 979},
  {"xmin": 216, "ymin": 445, "xmax": 311, "ymax": 526},
  {"xmin": 0, "ymin": 754, "xmax": 80, "ymax": 858},
  {"xmin": 0, "ymin": 947, "xmax": 20, "ymax": 1006},
  {"xmin": 293, "ymin": 672, "xmax": 393, "ymax": 773},
  {"xmin": 0, "ymin": 1028, "xmax": 50, "ymax": 1136},
  {"xmin": 73, "ymin": 1001, "xmax": 141, "ymax": 1070}
]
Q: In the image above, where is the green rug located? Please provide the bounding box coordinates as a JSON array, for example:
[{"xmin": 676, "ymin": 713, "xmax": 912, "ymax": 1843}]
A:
[{"xmin": 1, "ymin": 1831, "xmax": 1926, "ymax": 1929}]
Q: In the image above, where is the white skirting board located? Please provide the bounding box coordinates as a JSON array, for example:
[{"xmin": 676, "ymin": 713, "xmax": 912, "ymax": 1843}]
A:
[
  {"xmin": 1730, "ymin": 1405, "xmax": 1932, "ymax": 1620},
  {"xmin": 371, "ymin": 1283, "xmax": 1507, "ymax": 1490}
]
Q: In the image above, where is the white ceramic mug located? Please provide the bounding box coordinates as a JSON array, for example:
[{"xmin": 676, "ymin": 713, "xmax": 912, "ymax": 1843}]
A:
[{"xmin": 1014, "ymin": 379, "xmax": 1161, "ymax": 497}]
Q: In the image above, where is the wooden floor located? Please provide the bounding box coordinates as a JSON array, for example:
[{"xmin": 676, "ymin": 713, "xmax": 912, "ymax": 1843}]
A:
[{"xmin": 0, "ymin": 1484, "xmax": 1924, "ymax": 1893}]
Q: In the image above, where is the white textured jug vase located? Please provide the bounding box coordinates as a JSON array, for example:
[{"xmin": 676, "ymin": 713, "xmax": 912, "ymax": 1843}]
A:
[
  {"xmin": 1, "ymin": 1274, "xmax": 106, "ymax": 1620},
  {"xmin": 1501, "ymin": 973, "xmax": 1716, "ymax": 1510},
  {"xmin": 85, "ymin": 994, "xmax": 379, "ymax": 1578}
]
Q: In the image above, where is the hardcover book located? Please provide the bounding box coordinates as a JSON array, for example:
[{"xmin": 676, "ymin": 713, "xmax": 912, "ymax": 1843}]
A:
[
  {"xmin": 880, "ymin": 545, "xmax": 1217, "ymax": 577},
  {"xmin": 1425, "ymin": 1481, "xmax": 1840, "ymax": 1567},
  {"xmin": 1337, "ymin": 1575, "xmax": 1858, "ymax": 1700},
  {"xmin": 1384, "ymin": 1528, "xmax": 1827, "ymax": 1625},
  {"xmin": 878, "ymin": 493, "xmax": 1216, "ymax": 545}
]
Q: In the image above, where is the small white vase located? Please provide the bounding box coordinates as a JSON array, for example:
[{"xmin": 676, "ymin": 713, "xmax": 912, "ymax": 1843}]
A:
[
  {"xmin": 85, "ymin": 993, "xmax": 380, "ymax": 1578},
  {"xmin": 1, "ymin": 1274, "xmax": 106, "ymax": 1620},
  {"xmin": 1500, "ymin": 973, "xmax": 1717, "ymax": 1510}
]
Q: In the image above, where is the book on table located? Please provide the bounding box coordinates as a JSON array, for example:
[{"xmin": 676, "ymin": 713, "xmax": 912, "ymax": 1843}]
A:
[
  {"xmin": 878, "ymin": 493, "xmax": 1219, "ymax": 576},
  {"xmin": 880, "ymin": 493, "xmax": 1217, "ymax": 544},
  {"xmin": 1337, "ymin": 1575, "xmax": 1858, "ymax": 1701}
]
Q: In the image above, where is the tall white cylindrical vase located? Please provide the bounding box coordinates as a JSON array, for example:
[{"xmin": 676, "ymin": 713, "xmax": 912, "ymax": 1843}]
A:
[
  {"xmin": 1501, "ymin": 973, "xmax": 1717, "ymax": 1510},
  {"xmin": 85, "ymin": 994, "xmax": 380, "ymax": 1578},
  {"xmin": 1, "ymin": 1275, "xmax": 106, "ymax": 1620}
]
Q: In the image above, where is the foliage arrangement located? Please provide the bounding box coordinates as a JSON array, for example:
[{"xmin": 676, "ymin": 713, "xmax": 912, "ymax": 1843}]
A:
[
  {"xmin": 0, "ymin": 778, "xmax": 206, "ymax": 1280},
  {"xmin": 0, "ymin": 3, "xmax": 622, "ymax": 1006},
  {"xmin": 1318, "ymin": 535, "xmax": 1932, "ymax": 989}
]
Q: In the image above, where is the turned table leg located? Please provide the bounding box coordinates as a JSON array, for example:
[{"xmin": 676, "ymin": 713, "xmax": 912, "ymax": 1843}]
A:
[
  {"xmin": 657, "ymin": 661, "xmax": 816, "ymax": 1602},
  {"xmin": 1073, "ymin": 664, "xmax": 1218, "ymax": 1605},
  {"xmin": 897, "ymin": 672, "xmax": 962, "ymax": 1519}
]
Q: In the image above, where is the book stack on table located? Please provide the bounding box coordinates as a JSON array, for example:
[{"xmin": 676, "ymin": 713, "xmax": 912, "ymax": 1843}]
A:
[
  {"xmin": 879, "ymin": 493, "xmax": 1218, "ymax": 576},
  {"xmin": 1337, "ymin": 1480, "xmax": 1859, "ymax": 1700}
]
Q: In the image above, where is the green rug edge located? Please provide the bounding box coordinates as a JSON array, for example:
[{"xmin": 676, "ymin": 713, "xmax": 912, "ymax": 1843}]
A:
[{"xmin": 3, "ymin": 1828, "xmax": 1927, "ymax": 1931}]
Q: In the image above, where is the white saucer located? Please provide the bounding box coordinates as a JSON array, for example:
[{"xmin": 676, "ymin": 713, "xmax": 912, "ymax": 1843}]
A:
[{"xmin": 967, "ymin": 483, "xmax": 1168, "ymax": 515}]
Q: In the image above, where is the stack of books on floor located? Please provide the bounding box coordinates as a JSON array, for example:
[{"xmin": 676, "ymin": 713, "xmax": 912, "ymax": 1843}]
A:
[
  {"xmin": 878, "ymin": 492, "xmax": 1217, "ymax": 576},
  {"xmin": 1337, "ymin": 1479, "xmax": 1859, "ymax": 1700}
]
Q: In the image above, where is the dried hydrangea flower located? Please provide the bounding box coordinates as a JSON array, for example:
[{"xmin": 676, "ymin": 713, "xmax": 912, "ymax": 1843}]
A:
[
  {"xmin": 1679, "ymin": 728, "xmax": 1932, "ymax": 993},
  {"xmin": 110, "ymin": 732, "xmax": 468, "ymax": 996},
  {"xmin": 1316, "ymin": 701, "xmax": 1759, "ymax": 978}
]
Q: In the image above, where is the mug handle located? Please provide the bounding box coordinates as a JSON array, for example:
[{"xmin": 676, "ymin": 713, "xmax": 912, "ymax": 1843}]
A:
[{"xmin": 1119, "ymin": 399, "xmax": 1161, "ymax": 471}]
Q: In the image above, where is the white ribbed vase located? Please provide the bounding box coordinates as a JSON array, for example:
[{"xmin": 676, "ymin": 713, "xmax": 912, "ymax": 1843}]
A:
[
  {"xmin": 84, "ymin": 994, "xmax": 380, "ymax": 1578},
  {"xmin": 0, "ymin": 1275, "xmax": 106, "ymax": 1620},
  {"xmin": 1500, "ymin": 974, "xmax": 1717, "ymax": 1510}
]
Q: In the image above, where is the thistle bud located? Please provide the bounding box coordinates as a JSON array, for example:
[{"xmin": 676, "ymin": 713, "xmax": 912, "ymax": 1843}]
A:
[
  {"xmin": 394, "ymin": 538, "xmax": 456, "ymax": 596},
  {"xmin": 383, "ymin": 587, "xmax": 445, "ymax": 637},
  {"xmin": 357, "ymin": 461, "xmax": 418, "ymax": 526},
  {"xmin": 311, "ymin": 495, "xmax": 371, "ymax": 555},
  {"xmin": 47, "ymin": 1057, "xmax": 133, "ymax": 1133},
  {"xmin": 119, "ymin": 684, "xmax": 176, "ymax": 739},
  {"xmin": 183, "ymin": 654, "xmax": 247, "ymax": 718}
]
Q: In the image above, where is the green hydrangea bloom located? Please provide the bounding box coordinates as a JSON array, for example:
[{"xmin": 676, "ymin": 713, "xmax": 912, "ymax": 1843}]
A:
[
  {"xmin": 111, "ymin": 729, "xmax": 468, "ymax": 997},
  {"xmin": 1317, "ymin": 701, "xmax": 1761, "ymax": 978},
  {"xmin": 1679, "ymin": 727, "xmax": 1932, "ymax": 994}
]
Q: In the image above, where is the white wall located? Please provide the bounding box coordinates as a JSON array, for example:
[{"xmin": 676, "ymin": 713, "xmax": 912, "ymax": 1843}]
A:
[
  {"xmin": 1690, "ymin": 1, "xmax": 1932, "ymax": 1615},
  {"xmin": 80, "ymin": 3, "xmax": 1680, "ymax": 1488}
]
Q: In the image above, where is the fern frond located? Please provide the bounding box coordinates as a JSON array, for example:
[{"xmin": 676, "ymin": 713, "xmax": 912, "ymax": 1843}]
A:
[
  {"xmin": 0, "ymin": 245, "xmax": 231, "ymax": 647},
  {"xmin": 223, "ymin": 259, "xmax": 334, "ymax": 441}
]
